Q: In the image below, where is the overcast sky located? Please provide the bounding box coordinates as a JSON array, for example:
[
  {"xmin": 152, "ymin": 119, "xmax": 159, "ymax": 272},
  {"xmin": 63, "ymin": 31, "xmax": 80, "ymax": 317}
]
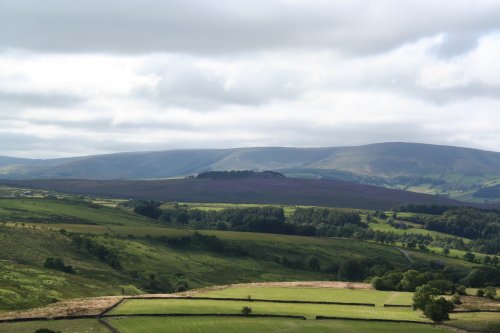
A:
[{"xmin": 1, "ymin": 0, "xmax": 500, "ymax": 158}]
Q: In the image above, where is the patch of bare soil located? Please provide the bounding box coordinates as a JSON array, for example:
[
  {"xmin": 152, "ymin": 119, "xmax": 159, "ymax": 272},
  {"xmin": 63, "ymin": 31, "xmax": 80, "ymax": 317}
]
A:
[{"xmin": 0, "ymin": 296, "xmax": 123, "ymax": 321}]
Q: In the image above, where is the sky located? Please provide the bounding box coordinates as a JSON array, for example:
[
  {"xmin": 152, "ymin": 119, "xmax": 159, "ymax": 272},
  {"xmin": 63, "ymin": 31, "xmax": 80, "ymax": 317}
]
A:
[{"xmin": 1, "ymin": 0, "xmax": 500, "ymax": 158}]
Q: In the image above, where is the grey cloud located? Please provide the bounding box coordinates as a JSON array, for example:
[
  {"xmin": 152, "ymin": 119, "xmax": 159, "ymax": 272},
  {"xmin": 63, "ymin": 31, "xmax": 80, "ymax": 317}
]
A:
[
  {"xmin": 1, "ymin": 0, "xmax": 499, "ymax": 56},
  {"xmin": 0, "ymin": 91, "xmax": 82, "ymax": 108},
  {"xmin": 431, "ymin": 32, "xmax": 481, "ymax": 58},
  {"xmin": 136, "ymin": 58, "xmax": 302, "ymax": 109}
]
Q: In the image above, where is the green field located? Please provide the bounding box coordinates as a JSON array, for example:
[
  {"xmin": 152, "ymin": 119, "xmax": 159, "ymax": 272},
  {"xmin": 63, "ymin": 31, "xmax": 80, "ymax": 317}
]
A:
[
  {"xmin": 200, "ymin": 286, "xmax": 413, "ymax": 306},
  {"xmin": 0, "ymin": 198, "xmax": 152, "ymax": 226},
  {"xmin": 0, "ymin": 224, "xmax": 136, "ymax": 310},
  {"xmin": 106, "ymin": 317, "xmax": 451, "ymax": 333},
  {"xmin": 104, "ymin": 285, "xmax": 500, "ymax": 333},
  {"xmin": 0, "ymin": 261, "xmax": 125, "ymax": 310},
  {"xmin": 0, "ymin": 197, "xmax": 487, "ymax": 312},
  {"xmin": 108, "ymin": 298, "xmax": 428, "ymax": 321},
  {"xmin": 0, "ymin": 194, "xmax": 496, "ymax": 333},
  {"xmin": 1, "ymin": 284, "xmax": 499, "ymax": 333}
]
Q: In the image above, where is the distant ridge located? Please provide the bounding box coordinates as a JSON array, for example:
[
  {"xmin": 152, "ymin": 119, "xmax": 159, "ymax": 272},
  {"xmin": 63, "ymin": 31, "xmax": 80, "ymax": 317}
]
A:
[
  {"xmin": 1, "ymin": 142, "xmax": 500, "ymax": 202},
  {"xmin": 1, "ymin": 142, "xmax": 500, "ymax": 179}
]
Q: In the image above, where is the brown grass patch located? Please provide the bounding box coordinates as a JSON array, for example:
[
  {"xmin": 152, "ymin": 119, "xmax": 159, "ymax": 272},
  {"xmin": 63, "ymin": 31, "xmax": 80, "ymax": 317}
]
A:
[
  {"xmin": 0, "ymin": 296, "xmax": 122, "ymax": 321},
  {"xmin": 457, "ymin": 295, "xmax": 500, "ymax": 311}
]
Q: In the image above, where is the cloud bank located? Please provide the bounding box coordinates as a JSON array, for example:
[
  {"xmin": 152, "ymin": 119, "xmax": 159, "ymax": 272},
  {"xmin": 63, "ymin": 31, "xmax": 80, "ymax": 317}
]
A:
[{"xmin": 1, "ymin": 0, "xmax": 500, "ymax": 157}]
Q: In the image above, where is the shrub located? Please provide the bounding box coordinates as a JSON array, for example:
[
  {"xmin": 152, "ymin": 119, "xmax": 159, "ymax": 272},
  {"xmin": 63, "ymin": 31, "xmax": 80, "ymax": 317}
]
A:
[
  {"xmin": 476, "ymin": 289, "xmax": 485, "ymax": 297},
  {"xmin": 338, "ymin": 259, "xmax": 364, "ymax": 281},
  {"xmin": 423, "ymin": 297, "xmax": 454, "ymax": 323},
  {"xmin": 463, "ymin": 252, "xmax": 475, "ymax": 262},
  {"xmin": 451, "ymin": 293, "xmax": 462, "ymax": 305},
  {"xmin": 43, "ymin": 258, "xmax": 75, "ymax": 274},
  {"xmin": 174, "ymin": 281, "xmax": 189, "ymax": 293},
  {"xmin": 241, "ymin": 306, "xmax": 252, "ymax": 315},
  {"xmin": 371, "ymin": 277, "xmax": 384, "ymax": 290},
  {"xmin": 484, "ymin": 286, "xmax": 497, "ymax": 300},
  {"xmin": 456, "ymin": 285, "xmax": 467, "ymax": 295},
  {"xmin": 306, "ymin": 256, "xmax": 321, "ymax": 272}
]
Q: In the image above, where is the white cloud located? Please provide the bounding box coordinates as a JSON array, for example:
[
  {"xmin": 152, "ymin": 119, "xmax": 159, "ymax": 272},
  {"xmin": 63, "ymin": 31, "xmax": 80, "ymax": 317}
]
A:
[{"xmin": 0, "ymin": 1, "xmax": 500, "ymax": 157}]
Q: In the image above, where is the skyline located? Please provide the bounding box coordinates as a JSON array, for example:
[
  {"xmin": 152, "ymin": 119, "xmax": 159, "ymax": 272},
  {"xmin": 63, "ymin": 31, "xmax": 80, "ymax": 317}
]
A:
[
  {"xmin": 1, "ymin": 141, "xmax": 500, "ymax": 160},
  {"xmin": 1, "ymin": 0, "xmax": 500, "ymax": 158}
]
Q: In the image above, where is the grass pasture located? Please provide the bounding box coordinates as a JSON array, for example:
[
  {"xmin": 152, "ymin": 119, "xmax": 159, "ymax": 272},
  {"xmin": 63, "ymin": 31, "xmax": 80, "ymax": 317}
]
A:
[
  {"xmin": 1, "ymin": 285, "xmax": 499, "ymax": 332},
  {"xmin": 199, "ymin": 286, "xmax": 413, "ymax": 306},
  {"xmin": 108, "ymin": 298, "xmax": 428, "ymax": 321},
  {"xmin": 0, "ymin": 319, "xmax": 111, "ymax": 333},
  {"xmin": 0, "ymin": 198, "xmax": 151, "ymax": 226},
  {"xmin": 104, "ymin": 285, "xmax": 500, "ymax": 332},
  {"xmin": 106, "ymin": 316, "xmax": 451, "ymax": 333}
]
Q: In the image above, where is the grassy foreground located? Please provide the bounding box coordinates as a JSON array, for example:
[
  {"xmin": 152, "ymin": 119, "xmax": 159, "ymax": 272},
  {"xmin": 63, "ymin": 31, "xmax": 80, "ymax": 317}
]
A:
[
  {"xmin": 108, "ymin": 298, "xmax": 427, "ymax": 321},
  {"xmin": 0, "ymin": 319, "xmax": 110, "ymax": 333},
  {"xmin": 107, "ymin": 317, "xmax": 450, "ymax": 333}
]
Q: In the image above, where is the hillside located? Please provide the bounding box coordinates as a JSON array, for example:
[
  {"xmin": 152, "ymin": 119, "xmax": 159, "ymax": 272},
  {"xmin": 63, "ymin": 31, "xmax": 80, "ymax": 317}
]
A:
[
  {"xmin": 0, "ymin": 177, "xmax": 475, "ymax": 210},
  {"xmin": 1, "ymin": 197, "xmax": 497, "ymax": 311},
  {"xmin": 1, "ymin": 143, "xmax": 500, "ymax": 201}
]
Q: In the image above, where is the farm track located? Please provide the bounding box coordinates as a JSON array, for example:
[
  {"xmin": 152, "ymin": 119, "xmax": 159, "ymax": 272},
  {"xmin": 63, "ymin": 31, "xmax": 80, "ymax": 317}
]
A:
[{"xmin": 396, "ymin": 247, "xmax": 414, "ymax": 263}]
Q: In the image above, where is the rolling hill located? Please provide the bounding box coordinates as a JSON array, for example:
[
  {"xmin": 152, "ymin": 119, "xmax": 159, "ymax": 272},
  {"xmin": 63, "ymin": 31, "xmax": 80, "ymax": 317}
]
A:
[
  {"xmin": 1, "ymin": 143, "xmax": 500, "ymax": 201},
  {"xmin": 0, "ymin": 197, "xmax": 491, "ymax": 312}
]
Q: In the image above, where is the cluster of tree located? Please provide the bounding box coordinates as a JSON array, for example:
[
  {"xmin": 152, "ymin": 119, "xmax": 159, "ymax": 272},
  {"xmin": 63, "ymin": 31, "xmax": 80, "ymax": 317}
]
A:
[
  {"xmin": 476, "ymin": 286, "xmax": 497, "ymax": 299},
  {"xmin": 372, "ymin": 270, "xmax": 457, "ymax": 293},
  {"xmin": 425, "ymin": 208, "xmax": 500, "ymax": 240},
  {"xmin": 395, "ymin": 206, "xmax": 500, "ymax": 254},
  {"xmin": 195, "ymin": 170, "xmax": 285, "ymax": 179},
  {"xmin": 132, "ymin": 200, "xmax": 163, "ymax": 219},
  {"xmin": 70, "ymin": 235, "xmax": 122, "ymax": 270},
  {"xmin": 290, "ymin": 208, "xmax": 362, "ymax": 226},
  {"xmin": 373, "ymin": 264, "xmax": 500, "ymax": 291},
  {"xmin": 133, "ymin": 202, "xmax": 364, "ymax": 237},
  {"xmin": 130, "ymin": 201, "xmax": 499, "ymax": 256},
  {"xmin": 43, "ymin": 257, "xmax": 75, "ymax": 274},
  {"xmin": 338, "ymin": 227, "xmax": 435, "ymax": 251},
  {"xmin": 469, "ymin": 238, "xmax": 500, "ymax": 256},
  {"xmin": 366, "ymin": 210, "xmax": 388, "ymax": 221},
  {"xmin": 460, "ymin": 266, "xmax": 500, "ymax": 287},
  {"xmin": 413, "ymin": 284, "xmax": 454, "ymax": 323},
  {"xmin": 278, "ymin": 255, "xmax": 395, "ymax": 281},
  {"xmin": 152, "ymin": 232, "xmax": 249, "ymax": 257}
]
